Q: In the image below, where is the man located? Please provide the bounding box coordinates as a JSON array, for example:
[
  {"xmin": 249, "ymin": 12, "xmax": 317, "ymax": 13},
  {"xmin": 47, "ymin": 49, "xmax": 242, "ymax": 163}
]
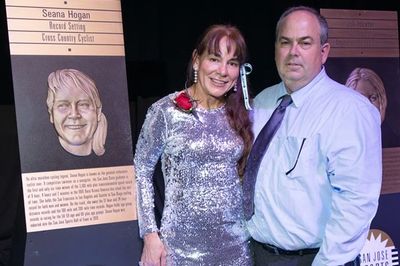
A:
[
  {"xmin": 246, "ymin": 6, "xmax": 382, "ymax": 265},
  {"xmin": 47, "ymin": 68, "xmax": 108, "ymax": 156}
]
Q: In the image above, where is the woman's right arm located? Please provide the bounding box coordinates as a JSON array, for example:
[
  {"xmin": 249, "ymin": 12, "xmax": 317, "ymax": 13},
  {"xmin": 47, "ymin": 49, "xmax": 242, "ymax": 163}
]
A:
[
  {"xmin": 134, "ymin": 103, "xmax": 169, "ymax": 262},
  {"xmin": 140, "ymin": 232, "xmax": 167, "ymax": 266}
]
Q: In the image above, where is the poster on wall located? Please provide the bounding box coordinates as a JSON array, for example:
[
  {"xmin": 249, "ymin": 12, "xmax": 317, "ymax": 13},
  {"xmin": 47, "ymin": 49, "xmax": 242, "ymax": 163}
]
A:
[
  {"xmin": 5, "ymin": 1, "xmax": 140, "ymax": 265},
  {"xmin": 321, "ymin": 8, "xmax": 400, "ymax": 266}
]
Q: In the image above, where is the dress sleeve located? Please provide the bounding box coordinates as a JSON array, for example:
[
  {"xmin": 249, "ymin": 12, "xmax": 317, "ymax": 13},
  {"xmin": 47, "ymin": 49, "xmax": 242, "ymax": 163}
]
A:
[{"xmin": 134, "ymin": 103, "xmax": 168, "ymax": 238}]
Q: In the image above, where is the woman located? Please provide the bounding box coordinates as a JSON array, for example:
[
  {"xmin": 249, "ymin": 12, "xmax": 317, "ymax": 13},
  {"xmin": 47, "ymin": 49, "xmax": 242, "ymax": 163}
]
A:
[
  {"xmin": 134, "ymin": 24, "xmax": 253, "ymax": 265},
  {"xmin": 345, "ymin": 67, "xmax": 387, "ymax": 123},
  {"xmin": 47, "ymin": 68, "xmax": 107, "ymax": 156}
]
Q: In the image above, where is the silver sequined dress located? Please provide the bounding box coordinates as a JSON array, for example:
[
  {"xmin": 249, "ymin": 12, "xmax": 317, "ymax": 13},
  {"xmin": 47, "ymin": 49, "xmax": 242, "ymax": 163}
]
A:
[{"xmin": 134, "ymin": 93, "xmax": 252, "ymax": 265}]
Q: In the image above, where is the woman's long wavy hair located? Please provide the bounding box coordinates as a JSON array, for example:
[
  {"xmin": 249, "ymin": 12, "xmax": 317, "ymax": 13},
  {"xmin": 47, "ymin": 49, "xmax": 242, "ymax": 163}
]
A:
[{"xmin": 185, "ymin": 24, "xmax": 254, "ymax": 179}]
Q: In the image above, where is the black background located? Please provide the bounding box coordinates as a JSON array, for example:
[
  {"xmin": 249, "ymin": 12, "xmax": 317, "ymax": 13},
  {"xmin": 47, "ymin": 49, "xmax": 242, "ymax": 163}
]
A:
[{"xmin": 1, "ymin": 0, "xmax": 399, "ymax": 104}]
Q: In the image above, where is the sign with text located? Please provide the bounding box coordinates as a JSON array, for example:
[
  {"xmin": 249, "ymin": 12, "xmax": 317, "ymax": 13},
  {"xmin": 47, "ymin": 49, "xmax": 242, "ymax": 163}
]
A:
[
  {"xmin": 6, "ymin": 0, "xmax": 125, "ymax": 56},
  {"xmin": 5, "ymin": 1, "xmax": 140, "ymax": 265},
  {"xmin": 321, "ymin": 9, "xmax": 398, "ymax": 58},
  {"xmin": 23, "ymin": 166, "xmax": 135, "ymax": 232}
]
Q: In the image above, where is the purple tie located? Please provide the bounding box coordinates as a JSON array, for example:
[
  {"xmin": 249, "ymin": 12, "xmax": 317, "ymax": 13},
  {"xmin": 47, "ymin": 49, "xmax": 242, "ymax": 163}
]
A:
[{"xmin": 243, "ymin": 94, "xmax": 292, "ymax": 220}]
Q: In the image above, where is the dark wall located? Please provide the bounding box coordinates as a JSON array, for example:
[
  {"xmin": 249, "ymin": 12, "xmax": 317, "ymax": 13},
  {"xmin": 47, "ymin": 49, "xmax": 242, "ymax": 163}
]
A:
[
  {"xmin": 1, "ymin": 0, "xmax": 399, "ymax": 103},
  {"xmin": 121, "ymin": 0, "xmax": 399, "ymax": 100}
]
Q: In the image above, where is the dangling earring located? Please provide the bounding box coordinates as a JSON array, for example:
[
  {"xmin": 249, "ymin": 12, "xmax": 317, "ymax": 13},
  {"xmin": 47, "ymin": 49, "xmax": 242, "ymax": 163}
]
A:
[
  {"xmin": 193, "ymin": 69, "xmax": 198, "ymax": 84},
  {"xmin": 233, "ymin": 83, "xmax": 237, "ymax": 92}
]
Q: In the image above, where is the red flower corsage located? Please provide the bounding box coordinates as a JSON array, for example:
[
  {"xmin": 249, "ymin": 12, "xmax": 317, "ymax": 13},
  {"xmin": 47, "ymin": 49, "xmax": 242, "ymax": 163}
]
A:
[{"xmin": 173, "ymin": 91, "xmax": 195, "ymax": 113}]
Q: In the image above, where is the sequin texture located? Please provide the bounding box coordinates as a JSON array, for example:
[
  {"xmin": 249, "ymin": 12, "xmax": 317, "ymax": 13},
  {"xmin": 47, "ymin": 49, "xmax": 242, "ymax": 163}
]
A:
[{"xmin": 134, "ymin": 93, "xmax": 252, "ymax": 265}]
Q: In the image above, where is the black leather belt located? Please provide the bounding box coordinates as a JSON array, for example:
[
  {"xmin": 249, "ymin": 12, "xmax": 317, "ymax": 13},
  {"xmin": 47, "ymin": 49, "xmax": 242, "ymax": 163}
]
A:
[
  {"xmin": 261, "ymin": 243, "xmax": 319, "ymax": 256},
  {"xmin": 257, "ymin": 241, "xmax": 359, "ymax": 265}
]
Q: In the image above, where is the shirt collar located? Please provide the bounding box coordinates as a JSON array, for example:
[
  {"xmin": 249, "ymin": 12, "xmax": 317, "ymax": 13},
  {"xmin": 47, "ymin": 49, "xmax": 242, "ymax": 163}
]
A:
[{"xmin": 280, "ymin": 67, "xmax": 327, "ymax": 108}]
